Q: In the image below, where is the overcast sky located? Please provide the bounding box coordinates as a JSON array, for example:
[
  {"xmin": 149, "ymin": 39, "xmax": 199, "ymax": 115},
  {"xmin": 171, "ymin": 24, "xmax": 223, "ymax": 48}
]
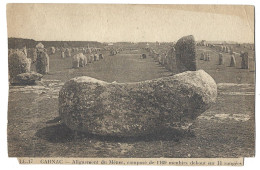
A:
[{"xmin": 7, "ymin": 4, "xmax": 254, "ymax": 43}]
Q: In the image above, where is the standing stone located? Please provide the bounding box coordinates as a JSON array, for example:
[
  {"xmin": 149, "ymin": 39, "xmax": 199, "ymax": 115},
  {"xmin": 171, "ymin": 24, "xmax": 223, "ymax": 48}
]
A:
[
  {"xmin": 164, "ymin": 55, "xmax": 169, "ymax": 66},
  {"xmin": 36, "ymin": 42, "xmax": 44, "ymax": 49},
  {"xmin": 175, "ymin": 35, "xmax": 196, "ymax": 73},
  {"xmin": 154, "ymin": 53, "xmax": 159, "ymax": 62},
  {"xmin": 94, "ymin": 54, "xmax": 99, "ymax": 61},
  {"xmin": 8, "ymin": 51, "xmax": 31, "ymax": 82},
  {"xmin": 204, "ymin": 53, "xmax": 209, "ymax": 61},
  {"xmin": 164, "ymin": 47, "xmax": 176, "ymax": 72},
  {"xmin": 82, "ymin": 48, "xmax": 86, "ymax": 54},
  {"xmin": 59, "ymin": 70, "xmax": 217, "ymax": 137},
  {"xmin": 27, "ymin": 48, "xmax": 37, "ymax": 63},
  {"xmin": 204, "ymin": 54, "xmax": 207, "ymax": 61},
  {"xmin": 87, "ymin": 48, "xmax": 91, "ymax": 54},
  {"xmin": 161, "ymin": 54, "xmax": 166, "ymax": 65},
  {"xmin": 72, "ymin": 53, "xmax": 80, "ymax": 68},
  {"xmin": 206, "ymin": 53, "xmax": 210, "ymax": 61},
  {"xmin": 72, "ymin": 57, "xmax": 79, "ymax": 68},
  {"xmin": 36, "ymin": 50, "xmax": 49, "ymax": 74},
  {"xmin": 86, "ymin": 55, "xmax": 91, "ymax": 63},
  {"xmin": 61, "ymin": 51, "xmax": 65, "ymax": 58},
  {"xmin": 200, "ymin": 53, "xmax": 205, "ymax": 60},
  {"xmin": 249, "ymin": 55, "xmax": 255, "ymax": 72},
  {"xmin": 158, "ymin": 55, "xmax": 162, "ymax": 64},
  {"xmin": 241, "ymin": 52, "xmax": 249, "ymax": 69},
  {"xmin": 218, "ymin": 53, "xmax": 224, "ymax": 65},
  {"xmin": 50, "ymin": 47, "xmax": 56, "ymax": 54},
  {"xmin": 225, "ymin": 46, "xmax": 229, "ymax": 53},
  {"xmin": 220, "ymin": 45, "xmax": 224, "ymax": 52},
  {"xmin": 90, "ymin": 54, "xmax": 95, "ymax": 63},
  {"xmin": 99, "ymin": 54, "xmax": 104, "ymax": 59},
  {"xmin": 225, "ymin": 46, "xmax": 228, "ymax": 52},
  {"xmin": 230, "ymin": 54, "xmax": 236, "ymax": 67},
  {"xmin": 65, "ymin": 48, "xmax": 71, "ymax": 57},
  {"xmin": 79, "ymin": 53, "xmax": 87, "ymax": 67}
]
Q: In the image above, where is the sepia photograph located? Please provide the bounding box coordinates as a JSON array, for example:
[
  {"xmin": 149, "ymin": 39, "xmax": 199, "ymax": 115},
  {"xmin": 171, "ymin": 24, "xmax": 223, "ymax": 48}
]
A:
[{"xmin": 6, "ymin": 3, "xmax": 255, "ymax": 161}]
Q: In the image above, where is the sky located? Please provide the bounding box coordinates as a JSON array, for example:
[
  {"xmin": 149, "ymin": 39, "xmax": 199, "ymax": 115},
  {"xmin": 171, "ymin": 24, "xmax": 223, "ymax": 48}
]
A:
[{"xmin": 6, "ymin": 4, "xmax": 254, "ymax": 43}]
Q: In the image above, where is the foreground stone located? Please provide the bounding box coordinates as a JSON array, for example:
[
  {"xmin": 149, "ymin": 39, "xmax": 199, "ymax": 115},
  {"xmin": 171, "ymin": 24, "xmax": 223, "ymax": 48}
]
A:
[
  {"xmin": 8, "ymin": 51, "xmax": 31, "ymax": 82},
  {"xmin": 12, "ymin": 72, "xmax": 43, "ymax": 85},
  {"xmin": 59, "ymin": 70, "xmax": 217, "ymax": 137}
]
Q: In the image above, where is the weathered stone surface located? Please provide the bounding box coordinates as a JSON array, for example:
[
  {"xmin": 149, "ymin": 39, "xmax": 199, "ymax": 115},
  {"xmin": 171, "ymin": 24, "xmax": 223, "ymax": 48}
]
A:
[
  {"xmin": 36, "ymin": 50, "xmax": 49, "ymax": 74},
  {"xmin": 59, "ymin": 70, "xmax": 217, "ymax": 137},
  {"xmin": 50, "ymin": 47, "xmax": 56, "ymax": 54},
  {"xmin": 89, "ymin": 54, "xmax": 94, "ymax": 63},
  {"xmin": 72, "ymin": 53, "xmax": 87, "ymax": 68},
  {"xmin": 27, "ymin": 48, "xmax": 37, "ymax": 63},
  {"xmin": 12, "ymin": 72, "xmax": 43, "ymax": 85},
  {"xmin": 230, "ymin": 54, "xmax": 236, "ymax": 67},
  {"xmin": 175, "ymin": 35, "xmax": 196, "ymax": 73},
  {"xmin": 218, "ymin": 53, "xmax": 224, "ymax": 65},
  {"xmin": 79, "ymin": 54, "xmax": 87, "ymax": 67},
  {"xmin": 204, "ymin": 53, "xmax": 210, "ymax": 61},
  {"xmin": 8, "ymin": 51, "xmax": 31, "ymax": 82},
  {"xmin": 226, "ymin": 46, "xmax": 229, "ymax": 53},
  {"xmin": 164, "ymin": 47, "xmax": 177, "ymax": 72},
  {"xmin": 61, "ymin": 51, "xmax": 65, "ymax": 58},
  {"xmin": 94, "ymin": 54, "xmax": 99, "ymax": 61},
  {"xmin": 36, "ymin": 42, "xmax": 44, "ymax": 49},
  {"xmin": 65, "ymin": 48, "xmax": 71, "ymax": 57},
  {"xmin": 99, "ymin": 54, "xmax": 104, "ymax": 59},
  {"xmin": 241, "ymin": 52, "xmax": 249, "ymax": 69},
  {"xmin": 72, "ymin": 54, "xmax": 80, "ymax": 68},
  {"xmin": 200, "ymin": 53, "xmax": 205, "ymax": 60}
]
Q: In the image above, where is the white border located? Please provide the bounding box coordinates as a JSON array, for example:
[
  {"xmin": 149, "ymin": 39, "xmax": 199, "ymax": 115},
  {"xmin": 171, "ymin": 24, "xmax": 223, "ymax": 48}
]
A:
[{"xmin": 0, "ymin": 0, "xmax": 258, "ymax": 169}]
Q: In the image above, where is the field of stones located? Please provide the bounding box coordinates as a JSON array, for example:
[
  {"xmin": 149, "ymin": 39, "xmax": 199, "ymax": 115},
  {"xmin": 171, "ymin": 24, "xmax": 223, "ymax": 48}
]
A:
[{"xmin": 8, "ymin": 36, "xmax": 255, "ymax": 158}]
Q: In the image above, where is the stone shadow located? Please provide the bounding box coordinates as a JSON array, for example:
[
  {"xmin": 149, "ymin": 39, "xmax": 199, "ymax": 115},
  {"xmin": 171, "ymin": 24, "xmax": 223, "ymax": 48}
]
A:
[
  {"xmin": 36, "ymin": 120, "xmax": 194, "ymax": 144},
  {"xmin": 35, "ymin": 123, "xmax": 74, "ymax": 143}
]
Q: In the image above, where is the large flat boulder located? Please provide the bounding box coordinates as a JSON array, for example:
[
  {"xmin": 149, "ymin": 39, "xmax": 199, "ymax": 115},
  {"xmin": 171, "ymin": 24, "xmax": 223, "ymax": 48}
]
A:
[
  {"xmin": 59, "ymin": 70, "xmax": 217, "ymax": 137},
  {"xmin": 12, "ymin": 72, "xmax": 43, "ymax": 85}
]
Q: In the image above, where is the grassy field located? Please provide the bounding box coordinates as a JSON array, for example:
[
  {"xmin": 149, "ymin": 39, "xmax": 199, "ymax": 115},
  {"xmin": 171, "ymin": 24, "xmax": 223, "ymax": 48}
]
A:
[{"xmin": 8, "ymin": 46, "xmax": 255, "ymax": 158}]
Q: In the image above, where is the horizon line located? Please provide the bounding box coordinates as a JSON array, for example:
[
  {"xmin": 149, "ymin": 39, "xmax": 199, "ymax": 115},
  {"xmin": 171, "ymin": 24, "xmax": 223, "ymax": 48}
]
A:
[{"xmin": 8, "ymin": 37, "xmax": 254, "ymax": 44}]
